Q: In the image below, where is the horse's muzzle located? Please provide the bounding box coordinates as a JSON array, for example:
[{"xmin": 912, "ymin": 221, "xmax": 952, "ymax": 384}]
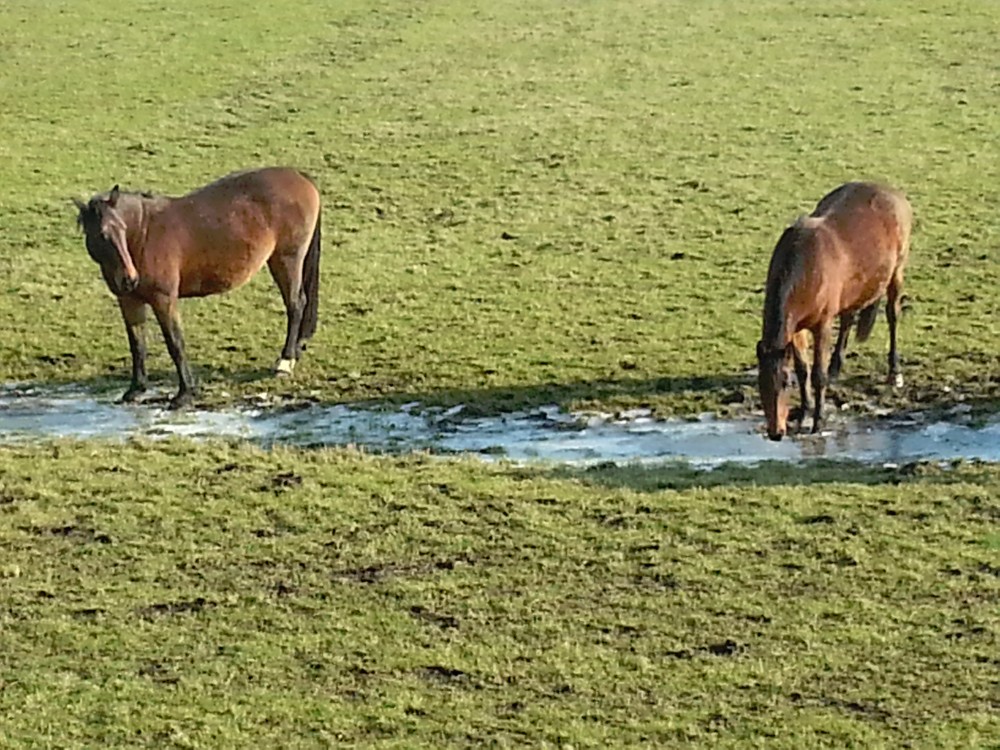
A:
[
  {"xmin": 120, "ymin": 275, "xmax": 139, "ymax": 295},
  {"xmin": 767, "ymin": 431, "xmax": 785, "ymax": 442}
]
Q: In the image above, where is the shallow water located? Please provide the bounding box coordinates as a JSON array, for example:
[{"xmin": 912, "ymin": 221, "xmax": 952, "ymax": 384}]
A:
[{"xmin": 1, "ymin": 384, "xmax": 997, "ymax": 467}]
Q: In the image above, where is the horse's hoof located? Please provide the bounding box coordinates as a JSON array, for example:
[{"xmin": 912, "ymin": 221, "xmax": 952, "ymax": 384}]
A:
[
  {"xmin": 169, "ymin": 392, "xmax": 195, "ymax": 410},
  {"xmin": 120, "ymin": 387, "xmax": 146, "ymax": 403},
  {"xmin": 789, "ymin": 405, "xmax": 809, "ymax": 424},
  {"xmin": 890, "ymin": 373, "xmax": 904, "ymax": 389},
  {"xmin": 274, "ymin": 358, "xmax": 296, "ymax": 377}
]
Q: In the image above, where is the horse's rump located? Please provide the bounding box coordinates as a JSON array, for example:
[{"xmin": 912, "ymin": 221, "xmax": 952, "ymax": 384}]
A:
[
  {"xmin": 173, "ymin": 167, "xmax": 319, "ymax": 246},
  {"xmin": 812, "ymin": 182, "xmax": 911, "ymax": 261}
]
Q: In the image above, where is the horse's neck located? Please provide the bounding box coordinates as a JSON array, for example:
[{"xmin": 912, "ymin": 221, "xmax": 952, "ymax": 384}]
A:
[
  {"xmin": 121, "ymin": 196, "xmax": 157, "ymax": 259},
  {"xmin": 761, "ymin": 287, "xmax": 792, "ymax": 350},
  {"xmin": 762, "ymin": 227, "xmax": 807, "ymax": 348}
]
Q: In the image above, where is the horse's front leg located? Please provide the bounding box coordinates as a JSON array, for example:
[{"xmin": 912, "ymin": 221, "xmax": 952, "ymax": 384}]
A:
[
  {"xmin": 151, "ymin": 294, "xmax": 197, "ymax": 409},
  {"xmin": 828, "ymin": 312, "xmax": 855, "ymax": 382},
  {"xmin": 811, "ymin": 324, "xmax": 832, "ymax": 433},
  {"xmin": 790, "ymin": 333, "xmax": 811, "ymax": 429},
  {"xmin": 118, "ymin": 296, "xmax": 149, "ymax": 402}
]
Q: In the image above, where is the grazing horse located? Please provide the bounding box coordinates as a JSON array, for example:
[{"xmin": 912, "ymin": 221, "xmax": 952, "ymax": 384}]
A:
[
  {"xmin": 75, "ymin": 167, "xmax": 321, "ymax": 409},
  {"xmin": 756, "ymin": 182, "xmax": 912, "ymax": 441}
]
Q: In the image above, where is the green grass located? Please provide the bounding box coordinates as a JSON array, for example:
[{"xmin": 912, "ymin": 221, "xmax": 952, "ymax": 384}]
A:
[
  {"xmin": 1, "ymin": 442, "xmax": 999, "ymax": 748},
  {"xmin": 1, "ymin": 0, "xmax": 999, "ymax": 416},
  {"xmin": 2, "ymin": 0, "xmax": 1000, "ymax": 746}
]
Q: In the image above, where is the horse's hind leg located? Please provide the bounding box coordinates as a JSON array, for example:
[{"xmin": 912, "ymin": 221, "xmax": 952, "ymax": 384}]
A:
[
  {"xmin": 267, "ymin": 251, "xmax": 306, "ymax": 376},
  {"xmin": 886, "ymin": 270, "xmax": 904, "ymax": 388},
  {"xmin": 810, "ymin": 324, "xmax": 833, "ymax": 433},
  {"xmin": 828, "ymin": 312, "xmax": 855, "ymax": 382}
]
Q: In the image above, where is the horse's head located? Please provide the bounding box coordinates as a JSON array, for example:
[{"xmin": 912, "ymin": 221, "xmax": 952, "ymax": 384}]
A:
[
  {"xmin": 756, "ymin": 340, "xmax": 793, "ymax": 441},
  {"xmin": 74, "ymin": 186, "xmax": 139, "ymax": 296}
]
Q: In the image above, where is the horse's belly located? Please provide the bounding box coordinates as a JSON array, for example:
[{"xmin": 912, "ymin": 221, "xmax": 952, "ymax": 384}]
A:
[
  {"xmin": 181, "ymin": 274, "xmax": 237, "ymax": 297},
  {"xmin": 179, "ymin": 253, "xmax": 268, "ymax": 297},
  {"xmin": 843, "ymin": 272, "xmax": 892, "ymax": 312}
]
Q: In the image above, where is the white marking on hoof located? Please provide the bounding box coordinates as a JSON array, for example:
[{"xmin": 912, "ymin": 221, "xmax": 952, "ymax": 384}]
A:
[
  {"xmin": 274, "ymin": 358, "xmax": 296, "ymax": 377},
  {"xmin": 890, "ymin": 372, "xmax": 904, "ymax": 389}
]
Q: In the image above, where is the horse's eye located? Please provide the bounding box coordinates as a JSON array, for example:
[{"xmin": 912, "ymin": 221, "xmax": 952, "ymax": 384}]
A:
[{"xmin": 781, "ymin": 371, "xmax": 791, "ymax": 389}]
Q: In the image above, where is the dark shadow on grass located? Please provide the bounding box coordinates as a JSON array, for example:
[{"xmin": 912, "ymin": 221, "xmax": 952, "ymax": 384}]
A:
[
  {"xmin": 548, "ymin": 458, "xmax": 996, "ymax": 492},
  {"xmin": 359, "ymin": 373, "xmax": 753, "ymax": 417},
  {"xmin": 31, "ymin": 366, "xmax": 752, "ymax": 414},
  {"xmin": 38, "ymin": 363, "xmax": 277, "ymax": 399},
  {"xmin": 63, "ymin": 370, "xmax": 755, "ymax": 414},
  {"xmin": 193, "ymin": 362, "xmax": 277, "ymax": 385}
]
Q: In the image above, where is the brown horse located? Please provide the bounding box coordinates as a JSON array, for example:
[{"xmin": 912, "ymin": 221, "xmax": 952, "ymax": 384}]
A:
[
  {"xmin": 756, "ymin": 182, "xmax": 912, "ymax": 440},
  {"xmin": 75, "ymin": 167, "xmax": 321, "ymax": 409}
]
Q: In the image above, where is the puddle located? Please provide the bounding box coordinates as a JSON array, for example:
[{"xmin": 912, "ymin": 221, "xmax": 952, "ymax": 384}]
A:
[{"xmin": 1, "ymin": 384, "xmax": 998, "ymax": 467}]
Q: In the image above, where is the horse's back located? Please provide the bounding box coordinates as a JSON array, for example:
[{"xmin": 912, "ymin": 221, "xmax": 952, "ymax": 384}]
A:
[
  {"xmin": 194, "ymin": 166, "xmax": 316, "ymax": 193},
  {"xmin": 170, "ymin": 168, "xmax": 319, "ymax": 247},
  {"xmin": 187, "ymin": 167, "xmax": 319, "ymax": 217},
  {"xmin": 150, "ymin": 168, "xmax": 321, "ymax": 297}
]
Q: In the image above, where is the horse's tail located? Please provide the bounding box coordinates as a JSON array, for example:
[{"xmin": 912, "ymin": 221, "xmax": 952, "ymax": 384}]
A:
[
  {"xmin": 299, "ymin": 205, "xmax": 321, "ymax": 341},
  {"xmin": 855, "ymin": 300, "xmax": 879, "ymax": 343}
]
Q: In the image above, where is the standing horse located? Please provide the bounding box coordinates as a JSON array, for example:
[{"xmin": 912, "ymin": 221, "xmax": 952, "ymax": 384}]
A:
[
  {"xmin": 75, "ymin": 167, "xmax": 321, "ymax": 409},
  {"xmin": 756, "ymin": 182, "xmax": 912, "ymax": 441}
]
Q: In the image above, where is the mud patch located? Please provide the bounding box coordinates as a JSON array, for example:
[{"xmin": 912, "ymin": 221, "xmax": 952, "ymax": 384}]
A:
[
  {"xmin": 418, "ymin": 665, "xmax": 475, "ymax": 686},
  {"xmin": 136, "ymin": 597, "xmax": 214, "ymax": 619},
  {"xmin": 2, "ymin": 383, "xmax": 1000, "ymax": 467},
  {"xmin": 23, "ymin": 523, "xmax": 112, "ymax": 544}
]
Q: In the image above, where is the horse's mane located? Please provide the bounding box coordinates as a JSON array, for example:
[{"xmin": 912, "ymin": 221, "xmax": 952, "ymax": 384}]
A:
[
  {"xmin": 76, "ymin": 188, "xmax": 162, "ymax": 231},
  {"xmin": 117, "ymin": 189, "xmax": 159, "ymax": 199},
  {"xmin": 76, "ymin": 201, "xmax": 97, "ymax": 230},
  {"xmin": 761, "ymin": 218, "xmax": 808, "ymax": 348}
]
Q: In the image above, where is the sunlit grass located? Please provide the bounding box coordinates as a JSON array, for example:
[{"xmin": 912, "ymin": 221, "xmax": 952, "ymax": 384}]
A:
[
  {"xmin": 1, "ymin": 0, "xmax": 999, "ymax": 746},
  {"xmin": 1, "ymin": 0, "xmax": 998, "ymax": 416},
  {"xmin": 1, "ymin": 440, "xmax": 999, "ymax": 747}
]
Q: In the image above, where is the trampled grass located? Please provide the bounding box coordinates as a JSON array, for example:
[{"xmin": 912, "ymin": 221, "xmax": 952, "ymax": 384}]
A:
[{"xmin": 2, "ymin": 0, "xmax": 1000, "ymax": 746}]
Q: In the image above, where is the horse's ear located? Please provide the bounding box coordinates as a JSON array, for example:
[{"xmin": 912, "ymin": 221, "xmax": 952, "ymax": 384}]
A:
[
  {"xmin": 72, "ymin": 197, "xmax": 88, "ymax": 229},
  {"xmin": 755, "ymin": 340, "xmax": 765, "ymax": 360},
  {"xmin": 107, "ymin": 185, "xmax": 120, "ymax": 207}
]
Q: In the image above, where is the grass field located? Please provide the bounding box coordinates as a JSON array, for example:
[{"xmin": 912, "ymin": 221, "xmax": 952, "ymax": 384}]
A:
[
  {"xmin": 2, "ymin": 443, "xmax": 999, "ymax": 748},
  {"xmin": 1, "ymin": 0, "xmax": 1000, "ymax": 747},
  {"xmin": 2, "ymin": 0, "xmax": 999, "ymax": 415}
]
